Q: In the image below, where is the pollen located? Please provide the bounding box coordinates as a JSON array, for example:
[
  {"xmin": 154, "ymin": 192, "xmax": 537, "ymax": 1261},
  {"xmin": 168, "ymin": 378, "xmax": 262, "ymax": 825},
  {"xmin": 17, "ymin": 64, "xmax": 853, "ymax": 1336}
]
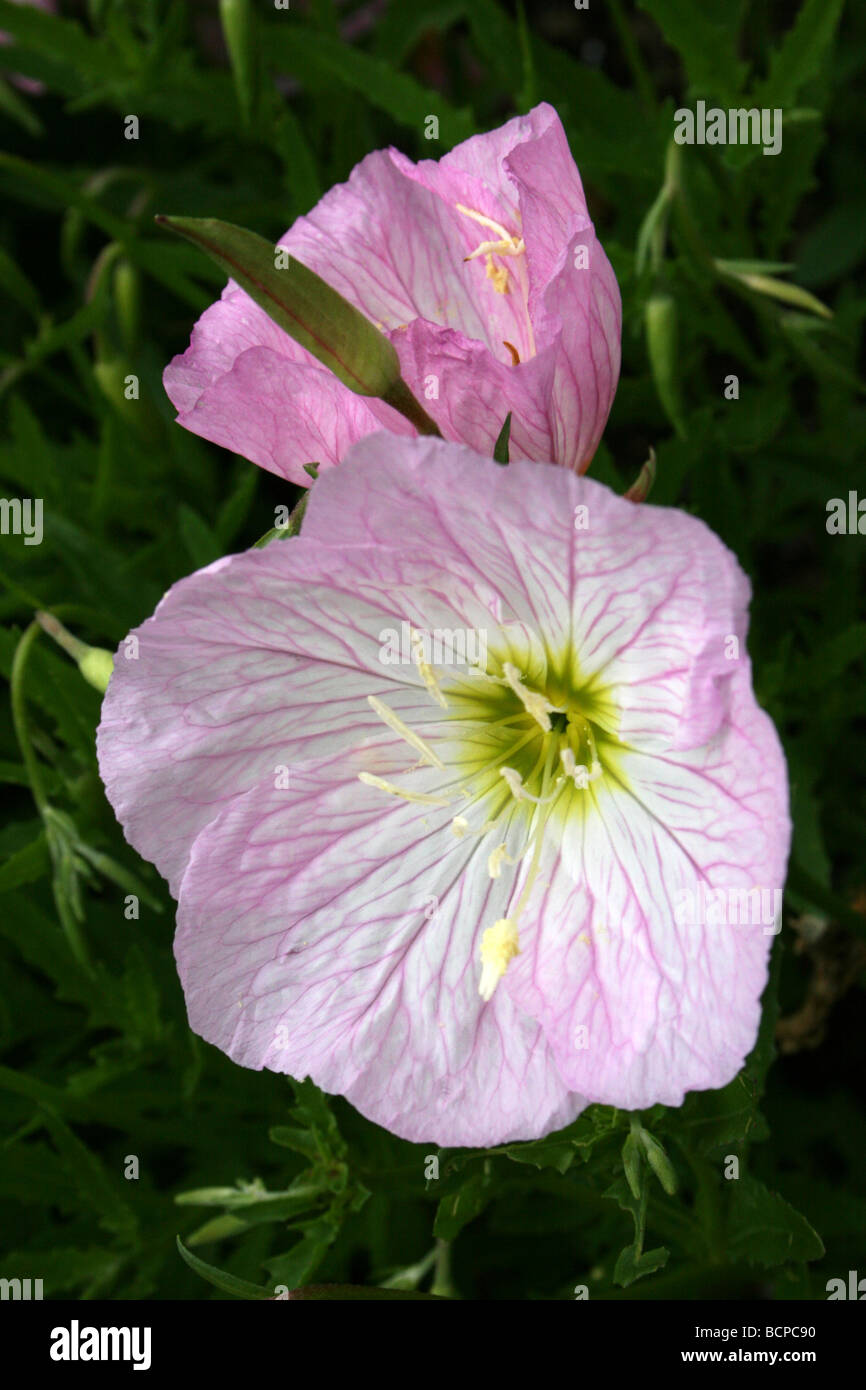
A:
[
  {"xmin": 486, "ymin": 257, "xmax": 510, "ymax": 294},
  {"xmin": 479, "ymin": 917, "xmax": 521, "ymax": 1001}
]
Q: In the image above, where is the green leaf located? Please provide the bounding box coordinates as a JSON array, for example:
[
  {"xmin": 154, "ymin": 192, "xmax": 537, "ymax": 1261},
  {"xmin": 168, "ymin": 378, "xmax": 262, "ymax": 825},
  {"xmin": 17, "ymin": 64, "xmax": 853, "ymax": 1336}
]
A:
[
  {"xmin": 269, "ymin": 1125, "xmax": 322, "ymax": 1162},
  {"xmin": 0, "ymin": 75, "xmax": 43, "ymax": 137},
  {"xmin": 273, "ymin": 107, "xmax": 322, "ymax": 216},
  {"xmin": 0, "ymin": 832, "xmax": 50, "ymax": 892},
  {"xmin": 42, "ymin": 1113, "xmax": 137, "ymax": 1241},
  {"xmin": 645, "ymin": 293, "xmax": 687, "ymax": 438},
  {"xmin": 261, "ymin": 25, "xmax": 474, "ymax": 147},
  {"xmin": 638, "ymin": 0, "xmax": 746, "ymax": 98},
  {"xmin": 1, "ymin": 1246, "xmax": 121, "ymax": 1295},
  {"xmin": 178, "ymin": 504, "xmax": 222, "ymax": 569},
  {"xmin": 757, "ymin": 0, "xmax": 846, "ymax": 109},
  {"xmin": 613, "ymin": 1242, "xmax": 669, "ymax": 1286},
  {"xmin": 156, "ymin": 215, "xmax": 403, "ymax": 399},
  {"xmin": 501, "ymin": 1138, "xmax": 576, "ymax": 1174},
  {"xmin": 604, "ymin": 1176, "xmax": 669, "ymax": 1287},
  {"xmin": 721, "ymin": 269, "xmax": 832, "ymax": 319},
  {"xmin": 434, "ymin": 1169, "xmax": 490, "ymax": 1240},
  {"xmin": 220, "ymin": 0, "xmax": 256, "ymax": 128},
  {"xmin": 726, "ymin": 1176, "xmax": 824, "ymax": 1267},
  {"xmin": 277, "ymin": 1283, "xmax": 447, "ymax": 1301},
  {"xmin": 264, "ymin": 1215, "xmax": 338, "ymax": 1290},
  {"xmin": 0, "ymin": 246, "xmax": 41, "ymax": 319},
  {"xmin": 175, "ymin": 1236, "xmax": 273, "ymax": 1300}
]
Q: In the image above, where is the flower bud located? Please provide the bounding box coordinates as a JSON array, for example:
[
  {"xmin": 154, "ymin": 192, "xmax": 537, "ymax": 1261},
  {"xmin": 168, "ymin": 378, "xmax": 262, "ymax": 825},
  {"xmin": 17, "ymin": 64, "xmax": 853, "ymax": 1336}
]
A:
[{"xmin": 639, "ymin": 1128, "xmax": 678, "ymax": 1196}]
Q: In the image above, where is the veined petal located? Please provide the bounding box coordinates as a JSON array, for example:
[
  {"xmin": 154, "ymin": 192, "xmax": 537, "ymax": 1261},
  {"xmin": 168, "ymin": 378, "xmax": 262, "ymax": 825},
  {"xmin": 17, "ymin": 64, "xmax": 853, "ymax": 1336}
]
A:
[
  {"xmin": 163, "ymin": 103, "xmax": 621, "ymax": 475},
  {"xmin": 97, "ymin": 538, "xmax": 504, "ymax": 894},
  {"xmin": 175, "ymin": 750, "xmax": 585, "ymax": 1146},
  {"xmin": 507, "ymin": 665, "xmax": 790, "ymax": 1108},
  {"xmin": 167, "ymin": 339, "xmax": 407, "ymax": 483}
]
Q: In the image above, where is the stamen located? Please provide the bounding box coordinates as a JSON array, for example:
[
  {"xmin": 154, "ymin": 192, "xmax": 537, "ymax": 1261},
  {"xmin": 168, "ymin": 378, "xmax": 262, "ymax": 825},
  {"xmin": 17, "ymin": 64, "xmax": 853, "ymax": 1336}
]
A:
[
  {"xmin": 560, "ymin": 746, "xmax": 602, "ymax": 789},
  {"xmin": 456, "ymin": 204, "xmax": 525, "ymax": 296},
  {"xmin": 488, "ymin": 843, "xmax": 512, "ymax": 879},
  {"xmin": 503, "ymin": 663, "xmax": 562, "ymax": 732},
  {"xmin": 478, "ymin": 917, "xmax": 520, "ymax": 1001},
  {"xmin": 503, "ymin": 340, "xmax": 521, "ymax": 365},
  {"xmin": 451, "ymin": 815, "xmax": 470, "ymax": 838},
  {"xmin": 358, "ymin": 772, "xmax": 451, "ymax": 806},
  {"xmin": 411, "ymin": 628, "xmax": 449, "ymax": 709},
  {"xmin": 367, "ymin": 695, "xmax": 445, "ymax": 770},
  {"xmin": 500, "ymin": 766, "xmax": 560, "ymax": 805},
  {"xmin": 455, "ymin": 204, "xmax": 522, "ymax": 249}
]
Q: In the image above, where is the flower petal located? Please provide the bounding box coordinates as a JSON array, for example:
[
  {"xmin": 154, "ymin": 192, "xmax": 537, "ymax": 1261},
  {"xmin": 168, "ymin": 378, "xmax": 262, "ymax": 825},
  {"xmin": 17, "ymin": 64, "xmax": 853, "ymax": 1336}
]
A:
[
  {"xmin": 507, "ymin": 664, "xmax": 789, "ymax": 1107},
  {"xmin": 175, "ymin": 749, "xmax": 585, "ymax": 1145},
  {"xmin": 97, "ymin": 541, "xmax": 486, "ymax": 894},
  {"xmin": 164, "ymin": 103, "xmax": 620, "ymax": 474},
  {"xmin": 303, "ymin": 436, "xmax": 754, "ymax": 754}
]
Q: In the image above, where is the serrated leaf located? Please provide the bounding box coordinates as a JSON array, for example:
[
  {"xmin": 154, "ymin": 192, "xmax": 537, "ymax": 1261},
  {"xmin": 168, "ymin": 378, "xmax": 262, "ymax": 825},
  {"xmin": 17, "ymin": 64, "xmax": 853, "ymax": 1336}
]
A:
[
  {"xmin": 757, "ymin": 0, "xmax": 845, "ymax": 109},
  {"xmin": 727, "ymin": 1176, "xmax": 824, "ymax": 1267},
  {"xmin": 264, "ymin": 1215, "xmax": 338, "ymax": 1291},
  {"xmin": 42, "ymin": 1112, "xmax": 137, "ymax": 1241},
  {"xmin": 1, "ymin": 1246, "xmax": 121, "ymax": 1296},
  {"xmin": 613, "ymin": 1242, "xmax": 669, "ymax": 1286}
]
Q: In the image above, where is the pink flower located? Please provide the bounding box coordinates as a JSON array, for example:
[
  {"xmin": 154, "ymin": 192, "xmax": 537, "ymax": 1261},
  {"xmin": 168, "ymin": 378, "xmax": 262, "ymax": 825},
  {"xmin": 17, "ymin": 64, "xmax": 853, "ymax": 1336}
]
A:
[
  {"xmin": 97, "ymin": 436, "xmax": 789, "ymax": 1146},
  {"xmin": 164, "ymin": 103, "xmax": 621, "ymax": 483}
]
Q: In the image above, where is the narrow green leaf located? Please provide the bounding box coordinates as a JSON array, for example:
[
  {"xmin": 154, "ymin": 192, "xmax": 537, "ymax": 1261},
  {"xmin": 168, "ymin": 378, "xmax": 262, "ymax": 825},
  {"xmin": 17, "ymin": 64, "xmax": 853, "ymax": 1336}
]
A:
[
  {"xmin": 175, "ymin": 1236, "xmax": 273, "ymax": 1300},
  {"xmin": 220, "ymin": 0, "xmax": 256, "ymax": 127},
  {"xmin": 261, "ymin": 25, "xmax": 474, "ymax": 146},
  {"xmin": 155, "ymin": 215, "xmax": 402, "ymax": 399}
]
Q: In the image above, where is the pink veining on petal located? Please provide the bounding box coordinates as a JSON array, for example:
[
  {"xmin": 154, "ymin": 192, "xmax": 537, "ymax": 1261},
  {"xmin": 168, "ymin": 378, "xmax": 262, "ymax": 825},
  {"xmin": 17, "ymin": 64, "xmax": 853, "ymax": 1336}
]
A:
[
  {"xmin": 98, "ymin": 434, "xmax": 789, "ymax": 1145},
  {"xmin": 163, "ymin": 103, "xmax": 621, "ymax": 478}
]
